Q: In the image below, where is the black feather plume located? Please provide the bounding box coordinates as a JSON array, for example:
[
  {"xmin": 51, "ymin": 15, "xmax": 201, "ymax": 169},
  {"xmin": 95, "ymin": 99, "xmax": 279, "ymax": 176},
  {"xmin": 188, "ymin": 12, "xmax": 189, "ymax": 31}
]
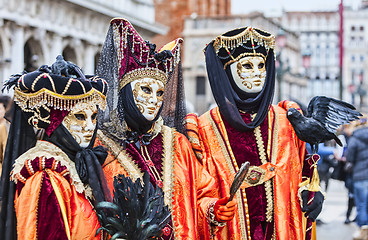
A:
[
  {"xmin": 2, "ymin": 71, "xmax": 27, "ymax": 92},
  {"xmin": 96, "ymin": 172, "xmax": 171, "ymax": 240}
]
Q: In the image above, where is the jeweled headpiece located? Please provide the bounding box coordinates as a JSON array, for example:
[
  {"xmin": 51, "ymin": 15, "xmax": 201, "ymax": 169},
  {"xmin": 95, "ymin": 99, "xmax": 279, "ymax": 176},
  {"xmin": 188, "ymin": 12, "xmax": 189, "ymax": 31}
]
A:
[
  {"xmin": 10, "ymin": 57, "xmax": 107, "ymax": 133},
  {"xmin": 110, "ymin": 18, "xmax": 182, "ymax": 89},
  {"xmin": 212, "ymin": 27, "xmax": 275, "ymax": 69}
]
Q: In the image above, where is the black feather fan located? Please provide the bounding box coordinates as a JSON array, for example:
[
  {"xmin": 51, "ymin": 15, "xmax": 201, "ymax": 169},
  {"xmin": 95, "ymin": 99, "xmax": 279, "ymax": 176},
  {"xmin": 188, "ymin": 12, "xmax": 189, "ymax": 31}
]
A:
[{"xmin": 95, "ymin": 172, "xmax": 171, "ymax": 240}]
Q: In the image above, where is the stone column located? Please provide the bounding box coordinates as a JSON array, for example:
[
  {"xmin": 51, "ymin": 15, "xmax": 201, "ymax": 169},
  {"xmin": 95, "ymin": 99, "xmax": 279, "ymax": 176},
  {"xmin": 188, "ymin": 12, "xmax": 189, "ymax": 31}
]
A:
[
  {"xmin": 10, "ymin": 24, "xmax": 24, "ymax": 74},
  {"xmin": 49, "ymin": 34, "xmax": 63, "ymax": 64},
  {"xmin": 83, "ymin": 44, "xmax": 96, "ymax": 75}
]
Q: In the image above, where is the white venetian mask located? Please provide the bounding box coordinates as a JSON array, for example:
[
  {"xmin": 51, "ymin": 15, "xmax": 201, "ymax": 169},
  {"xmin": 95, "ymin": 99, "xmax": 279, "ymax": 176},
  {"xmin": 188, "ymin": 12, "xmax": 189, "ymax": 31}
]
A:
[
  {"xmin": 62, "ymin": 102, "xmax": 97, "ymax": 148},
  {"xmin": 229, "ymin": 56, "xmax": 266, "ymax": 93},
  {"xmin": 131, "ymin": 78, "xmax": 165, "ymax": 121}
]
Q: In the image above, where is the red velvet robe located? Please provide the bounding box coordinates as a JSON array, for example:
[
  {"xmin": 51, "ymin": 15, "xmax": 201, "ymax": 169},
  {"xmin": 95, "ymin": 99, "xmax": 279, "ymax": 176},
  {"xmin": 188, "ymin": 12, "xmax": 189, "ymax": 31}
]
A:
[
  {"xmin": 185, "ymin": 101, "xmax": 315, "ymax": 240},
  {"xmin": 12, "ymin": 141, "xmax": 101, "ymax": 240},
  {"xmin": 95, "ymin": 123, "xmax": 218, "ymax": 240}
]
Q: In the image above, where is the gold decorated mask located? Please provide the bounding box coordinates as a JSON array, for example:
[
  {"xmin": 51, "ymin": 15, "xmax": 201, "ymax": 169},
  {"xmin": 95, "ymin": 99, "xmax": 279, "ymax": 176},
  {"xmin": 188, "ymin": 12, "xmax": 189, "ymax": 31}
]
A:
[
  {"xmin": 230, "ymin": 56, "xmax": 266, "ymax": 93},
  {"xmin": 131, "ymin": 78, "xmax": 165, "ymax": 121},
  {"xmin": 62, "ymin": 102, "xmax": 98, "ymax": 148}
]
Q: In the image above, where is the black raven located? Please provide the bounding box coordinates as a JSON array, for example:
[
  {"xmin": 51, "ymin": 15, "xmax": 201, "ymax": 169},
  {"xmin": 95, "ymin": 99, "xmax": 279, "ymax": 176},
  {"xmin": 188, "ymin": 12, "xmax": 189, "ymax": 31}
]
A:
[{"xmin": 287, "ymin": 96, "xmax": 362, "ymax": 153}]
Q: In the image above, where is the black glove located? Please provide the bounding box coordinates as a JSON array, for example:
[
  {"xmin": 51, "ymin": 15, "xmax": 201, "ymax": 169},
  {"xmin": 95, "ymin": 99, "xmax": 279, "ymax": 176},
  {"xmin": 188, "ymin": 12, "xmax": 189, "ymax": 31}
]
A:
[{"xmin": 301, "ymin": 190, "xmax": 324, "ymax": 221}]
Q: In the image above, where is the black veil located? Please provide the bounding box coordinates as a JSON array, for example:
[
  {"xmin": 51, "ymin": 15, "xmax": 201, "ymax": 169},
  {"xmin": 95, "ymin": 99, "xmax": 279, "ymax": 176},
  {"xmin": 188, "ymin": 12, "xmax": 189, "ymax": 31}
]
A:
[
  {"xmin": 0, "ymin": 105, "xmax": 37, "ymax": 240},
  {"xmin": 205, "ymin": 43, "xmax": 275, "ymax": 132}
]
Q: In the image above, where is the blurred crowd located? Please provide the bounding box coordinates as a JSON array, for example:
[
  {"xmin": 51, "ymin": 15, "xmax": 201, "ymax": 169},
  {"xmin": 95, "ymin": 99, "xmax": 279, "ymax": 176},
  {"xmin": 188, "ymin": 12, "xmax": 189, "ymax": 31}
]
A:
[
  {"xmin": 0, "ymin": 95, "xmax": 12, "ymax": 179},
  {"xmin": 309, "ymin": 117, "xmax": 368, "ymax": 240}
]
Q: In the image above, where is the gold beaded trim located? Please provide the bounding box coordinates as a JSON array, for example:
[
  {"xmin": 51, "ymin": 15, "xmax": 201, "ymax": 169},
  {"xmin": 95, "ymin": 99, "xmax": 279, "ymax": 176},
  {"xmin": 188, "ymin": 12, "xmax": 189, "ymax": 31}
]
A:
[
  {"xmin": 253, "ymin": 114, "xmax": 274, "ymax": 223},
  {"xmin": 14, "ymin": 86, "xmax": 106, "ymax": 112},
  {"xmin": 119, "ymin": 68, "xmax": 167, "ymax": 90},
  {"xmin": 213, "ymin": 27, "xmax": 275, "ymax": 54}
]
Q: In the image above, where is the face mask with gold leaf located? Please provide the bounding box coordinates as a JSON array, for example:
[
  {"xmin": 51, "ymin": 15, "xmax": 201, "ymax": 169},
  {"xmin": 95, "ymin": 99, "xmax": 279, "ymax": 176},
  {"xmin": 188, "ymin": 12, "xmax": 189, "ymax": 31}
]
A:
[
  {"xmin": 131, "ymin": 78, "xmax": 165, "ymax": 121},
  {"xmin": 62, "ymin": 102, "xmax": 98, "ymax": 148},
  {"xmin": 230, "ymin": 56, "xmax": 266, "ymax": 93}
]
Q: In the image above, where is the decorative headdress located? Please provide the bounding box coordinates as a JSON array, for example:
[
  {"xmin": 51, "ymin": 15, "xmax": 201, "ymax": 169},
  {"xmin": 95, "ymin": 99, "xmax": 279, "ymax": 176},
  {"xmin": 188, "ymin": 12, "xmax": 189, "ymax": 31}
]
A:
[
  {"xmin": 97, "ymin": 18, "xmax": 186, "ymax": 137},
  {"xmin": 10, "ymin": 58, "xmax": 107, "ymax": 134},
  {"xmin": 204, "ymin": 27, "xmax": 276, "ymax": 132},
  {"xmin": 212, "ymin": 27, "xmax": 275, "ymax": 69},
  {"xmin": 110, "ymin": 18, "xmax": 182, "ymax": 90}
]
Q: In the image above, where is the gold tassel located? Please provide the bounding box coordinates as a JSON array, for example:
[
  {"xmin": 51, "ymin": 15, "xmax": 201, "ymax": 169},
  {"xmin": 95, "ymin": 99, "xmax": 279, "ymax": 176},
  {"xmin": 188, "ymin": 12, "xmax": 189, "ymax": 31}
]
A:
[{"xmin": 308, "ymin": 154, "xmax": 321, "ymax": 192}]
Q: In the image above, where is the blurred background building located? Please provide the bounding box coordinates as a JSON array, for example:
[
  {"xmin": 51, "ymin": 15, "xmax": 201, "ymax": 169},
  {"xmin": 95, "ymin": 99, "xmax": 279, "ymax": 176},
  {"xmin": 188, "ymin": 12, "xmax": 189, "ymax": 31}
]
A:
[
  {"xmin": 0, "ymin": 0, "xmax": 166, "ymax": 87},
  {"xmin": 0, "ymin": 0, "xmax": 367, "ymax": 114},
  {"xmin": 281, "ymin": 11, "xmax": 340, "ymax": 100}
]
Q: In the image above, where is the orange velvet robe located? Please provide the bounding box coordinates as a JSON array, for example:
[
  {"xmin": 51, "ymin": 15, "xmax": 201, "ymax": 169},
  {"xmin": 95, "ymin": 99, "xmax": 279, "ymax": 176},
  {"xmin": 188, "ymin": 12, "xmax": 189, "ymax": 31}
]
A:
[
  {"xmin": 12, "ymin": 141, "xmax": 101, "ymax": 240},
  {"xmin": 185, "ymin": 102, "xmax": 312, "ymax": 240},
  {"xmin": 95, "ymin": 124, "xmax": 218, "ymax": 240}
]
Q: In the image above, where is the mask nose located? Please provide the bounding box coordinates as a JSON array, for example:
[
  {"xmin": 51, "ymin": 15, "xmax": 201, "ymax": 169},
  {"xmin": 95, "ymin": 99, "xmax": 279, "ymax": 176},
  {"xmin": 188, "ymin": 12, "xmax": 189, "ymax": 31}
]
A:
[
  {"xmin": 85, "ymin": 116, "xmax": 95, "ymax": 131},
  {"xmin": 253, "ymin": 67, "xmax": 260, "ymax": 76}
]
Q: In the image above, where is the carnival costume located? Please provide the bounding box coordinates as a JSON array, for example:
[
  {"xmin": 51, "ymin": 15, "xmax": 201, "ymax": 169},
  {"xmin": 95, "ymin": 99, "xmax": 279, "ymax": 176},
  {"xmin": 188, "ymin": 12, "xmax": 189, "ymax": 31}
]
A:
[
  {"xmin": 185, "ymin": 27, "xmax": 323, "ymax": 240},
  {"xmin": 95, "ymin": 18, "xmax": 234, "ymax": 240},
  {"xmin": 0, "ymin": 58, "xmax": 111, "ymax": 240}
]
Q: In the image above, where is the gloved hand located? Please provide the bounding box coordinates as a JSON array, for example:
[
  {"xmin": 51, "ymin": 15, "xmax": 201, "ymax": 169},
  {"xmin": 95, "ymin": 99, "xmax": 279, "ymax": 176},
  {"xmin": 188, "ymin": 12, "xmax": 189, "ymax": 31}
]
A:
[
  {"xmin": 301, "ymin": 190, "xmax": 324, "ymax": 221},
  {"xmin": 214, "ymin": 196, "xmax": 237, "ymax": 222}
]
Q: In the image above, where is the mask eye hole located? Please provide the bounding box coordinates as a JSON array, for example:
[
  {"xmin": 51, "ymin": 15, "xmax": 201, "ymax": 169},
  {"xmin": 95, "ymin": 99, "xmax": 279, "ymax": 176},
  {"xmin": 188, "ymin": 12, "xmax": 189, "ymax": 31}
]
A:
[
  {"xmin": 243, "ymin": 63, "xmax": 252, "ymax": 69},
  {"xmin": 74, "ymin": 114, "xmax": 85, "ymax": 121},
  {"xmin": 258, "ymin": 63, "xmax": 264, "ymax": 69},
  {"xmin": 91, "ymin": 112, "xmax": 97, "ymax": 120},
  {"xmin": 141, "ymin": 86, "xmax": 151, "ymax": 94},
  {"xmin": 157, "ymin": 90, "xmax": 164, "ymax": 97}
]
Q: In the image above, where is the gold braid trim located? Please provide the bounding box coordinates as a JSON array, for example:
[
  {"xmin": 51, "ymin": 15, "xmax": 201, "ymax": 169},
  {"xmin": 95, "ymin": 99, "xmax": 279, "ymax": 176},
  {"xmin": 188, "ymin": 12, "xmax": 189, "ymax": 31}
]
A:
[
  {"xmin": 161, "ymin": 126, "xmax": 177, "ymax": 239},
  {"xmin": 119, "ymin": 67, "xmax": 167, "ymax": 90},
  {"xmin": 206, "ymin": 109, "xmax": 250, "ymax": 239},
  {"xmin": 98, "ymin": 125, "xmax": 177, "ymax": 239},
  {"xmin": 14, "ymin": 87, "xmax": 106, "ymax": 112},
  {"xmin": 11, "ymin": 140, "xmax": 92, "ymax": 199},
  {"xmin": 253, "ymin": 114, "xmax": 274, "ymax": 223},
  {"xmin": 97, "ymin": 130, "xmax": 142, "ymax": 181}
]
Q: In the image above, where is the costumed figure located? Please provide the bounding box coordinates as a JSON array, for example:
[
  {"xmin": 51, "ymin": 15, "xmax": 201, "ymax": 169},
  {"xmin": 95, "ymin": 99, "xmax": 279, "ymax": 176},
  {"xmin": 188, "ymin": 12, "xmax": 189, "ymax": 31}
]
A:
[
  {"xmin": 94, "ymin": 18, "xmax": 237, "ymax": 240},
  {"xmin": 185, "ymin": 27, "xmax": 325, "ymax": 240},
  {"xmin": 0, "ymin": 56, "xmax": 111, "ymax": 240}
]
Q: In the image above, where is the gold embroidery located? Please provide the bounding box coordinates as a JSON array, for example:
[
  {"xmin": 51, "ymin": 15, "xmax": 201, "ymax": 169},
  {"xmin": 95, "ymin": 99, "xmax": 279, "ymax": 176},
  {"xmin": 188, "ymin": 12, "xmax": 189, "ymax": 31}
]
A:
[
  {"xmin": 184, "ymin": 117, "xmax": 198, "ymax": 126},
  {"xmin": 120, "ymin": 67, "xmax": 168, "ymax": 90},
  {"xmin": 206, "ymin": 109, "xmax": 250, "ymax": 239},
  {"xmin": 245, "ymin": 166, "xmax": 267, "ymax": 186},
  {"xmin": 97, "ymin": 130, "xmax": 142, "ymax": 181},
  {"xmin": 98, "ymin": 125, "xmax": 177, "ymax": 239},
  {"xmin": 11, "ymin": 141, "xmax": 91, "ymax": 198},
  {"xmin": 253, "ymin": 122, "xmax": 274, "ymax": 223}
]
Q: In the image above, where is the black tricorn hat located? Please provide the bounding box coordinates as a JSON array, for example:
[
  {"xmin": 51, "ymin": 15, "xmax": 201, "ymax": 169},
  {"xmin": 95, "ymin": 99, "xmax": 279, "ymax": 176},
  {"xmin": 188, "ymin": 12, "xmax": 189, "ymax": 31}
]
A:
[{"xmin": 212, "ymin": 26, "xmax": 275, "ymax": 69}]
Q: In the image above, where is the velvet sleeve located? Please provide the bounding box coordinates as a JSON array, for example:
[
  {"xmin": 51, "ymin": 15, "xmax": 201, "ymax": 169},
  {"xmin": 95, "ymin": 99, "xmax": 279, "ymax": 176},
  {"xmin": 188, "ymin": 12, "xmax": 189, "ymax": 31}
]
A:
[
  {"xmin": 14, "ymin": 155, "xmax": 102, "ymax": 240},
  {"xmin": 14, "ymin": 170, "xmax": 68, "ymax": 240}
]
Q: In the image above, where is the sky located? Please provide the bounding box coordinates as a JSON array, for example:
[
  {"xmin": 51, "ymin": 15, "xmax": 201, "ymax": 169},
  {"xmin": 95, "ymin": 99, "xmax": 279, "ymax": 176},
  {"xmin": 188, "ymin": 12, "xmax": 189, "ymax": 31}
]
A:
[{"xmin": 232, "ymin": 0, "xmax": 363, "ymax": 16}]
